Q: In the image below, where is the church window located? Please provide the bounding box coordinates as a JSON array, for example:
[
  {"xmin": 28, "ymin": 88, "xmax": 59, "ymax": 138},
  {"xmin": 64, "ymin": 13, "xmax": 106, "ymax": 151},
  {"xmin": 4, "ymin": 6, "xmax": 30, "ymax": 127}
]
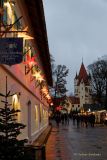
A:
[
  {"xmin": 85, "ymin": 87, "xmax": 88, "ymax": 92},
  {"xmin": 12, "ymin": 94, "xmax": 20, "ymax": 122}
]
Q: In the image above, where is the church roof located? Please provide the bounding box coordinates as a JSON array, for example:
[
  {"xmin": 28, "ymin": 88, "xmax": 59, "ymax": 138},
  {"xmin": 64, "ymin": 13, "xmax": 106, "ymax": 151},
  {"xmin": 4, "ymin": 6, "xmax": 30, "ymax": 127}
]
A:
[
  {"xmin": 69, "ymin": 96, "xmax": 80, "ymax": 104},
  {"xmin": 77, "ymin": 62, "xmax": 90, "ymax": 85},
  {"xmin": 75, "ymin": 72, "xmax": 78, "ymax": 79},
  {"xmin": 53, "ymin": 96, "xmax": 66, "ymax": 106}
]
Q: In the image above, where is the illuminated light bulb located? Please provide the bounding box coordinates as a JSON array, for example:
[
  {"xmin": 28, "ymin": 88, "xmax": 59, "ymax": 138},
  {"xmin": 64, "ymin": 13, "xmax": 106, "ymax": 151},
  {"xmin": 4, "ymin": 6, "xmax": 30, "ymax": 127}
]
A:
[
  {"xmin": 38, "ymin": 76, "xmax": 44, "ymax": 83},
  {"xmin": 4, "ymin": 2, "xmax": 10, "ymax": 7},
  {"xmin": 41, "ymin": 87, "xmax": 48, "ymax": 94},
  {"xmin": 18, "ymin": 33, "xmax": 34, "ymax": 40},
  {"xmin": 14, "ymin": 26, "xmax": 34, "ymax": 40},
  {"xmin": 9, "ymin": 0, "xmax": 16, "ymax": 6},
  {"xmin": 45, "ymin": 94, "xmax": 50, "ymax": 99},
  {"xmin": 32, "ymin": 71, "xmax": 41, "ymax": 79},
  {"xmin": 23, "ymin": 54, "xmax": 37, "ymax": 66},
  {"xmin": 32, "ymin": 71, "xmax": 44, "ymax": 82}
]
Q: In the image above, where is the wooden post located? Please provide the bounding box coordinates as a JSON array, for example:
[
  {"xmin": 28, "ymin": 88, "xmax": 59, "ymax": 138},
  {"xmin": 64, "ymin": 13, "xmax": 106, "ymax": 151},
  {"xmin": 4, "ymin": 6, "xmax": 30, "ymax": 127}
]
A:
[
  {"xmin": 0, "ymin": 0, "xmax": 3, "ymax": 37},
  {"xmin": 27, "ymin": 100, "xmax": 32, "ymax": 144}
]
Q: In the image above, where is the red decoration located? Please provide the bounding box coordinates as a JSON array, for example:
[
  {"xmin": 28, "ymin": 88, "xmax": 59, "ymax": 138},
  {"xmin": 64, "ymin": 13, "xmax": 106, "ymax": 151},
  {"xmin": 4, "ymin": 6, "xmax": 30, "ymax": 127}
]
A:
[
  {"xmin": 56, "ymin": 106, "xmax": 62, "ymax": 111},
  {"xmin": 23, "ymin": 54, "xmax": 37, "ymax": 65}
]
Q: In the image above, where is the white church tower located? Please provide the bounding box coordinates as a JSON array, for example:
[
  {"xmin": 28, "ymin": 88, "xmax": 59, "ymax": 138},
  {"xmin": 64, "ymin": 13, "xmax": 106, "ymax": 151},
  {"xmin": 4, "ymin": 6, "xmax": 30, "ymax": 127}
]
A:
[{"xmin": 74, "ymin": 62, "xmax": 92, "ymax": 109}]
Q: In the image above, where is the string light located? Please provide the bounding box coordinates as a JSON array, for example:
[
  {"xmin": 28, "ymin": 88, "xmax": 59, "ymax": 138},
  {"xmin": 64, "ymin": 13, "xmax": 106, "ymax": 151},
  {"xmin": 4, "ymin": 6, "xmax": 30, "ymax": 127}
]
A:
[
  {"xmin": 23, "ymin": 54, "xmax": 37, "ymax": 66},
  {"xmin": 32, "ymin": 71, "xmax": 44, "ymax": 83}
]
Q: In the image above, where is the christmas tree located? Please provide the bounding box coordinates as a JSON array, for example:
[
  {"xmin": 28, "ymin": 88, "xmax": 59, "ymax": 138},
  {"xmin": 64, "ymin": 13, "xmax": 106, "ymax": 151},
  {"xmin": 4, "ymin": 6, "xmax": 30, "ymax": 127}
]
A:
[{"xmin": 0, "ymin": 77, "xmax": 27, "ymax": 160}]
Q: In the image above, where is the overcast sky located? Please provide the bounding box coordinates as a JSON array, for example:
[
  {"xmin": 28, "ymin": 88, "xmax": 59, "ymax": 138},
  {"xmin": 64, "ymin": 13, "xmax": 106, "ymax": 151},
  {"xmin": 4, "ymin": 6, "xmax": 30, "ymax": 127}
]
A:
[{"xmin": 43, "ymin": 0, "xmax": 107, "ymax": 94}]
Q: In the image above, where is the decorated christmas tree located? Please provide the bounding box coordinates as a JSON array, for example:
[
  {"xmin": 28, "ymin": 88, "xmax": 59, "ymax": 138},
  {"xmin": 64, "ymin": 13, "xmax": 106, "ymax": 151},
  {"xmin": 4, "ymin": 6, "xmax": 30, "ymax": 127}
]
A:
[{"xmin": 0, "ymin": 77, "xmax": 27, "ymax": 160}]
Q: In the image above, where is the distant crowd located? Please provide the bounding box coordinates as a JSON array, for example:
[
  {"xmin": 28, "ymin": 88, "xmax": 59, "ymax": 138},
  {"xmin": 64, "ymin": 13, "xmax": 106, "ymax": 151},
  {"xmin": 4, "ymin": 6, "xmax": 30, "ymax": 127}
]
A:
[
  {"xmin": 54, "ymin": 112, "xmax": 69, "ymax": 127},
  {"xmin": 72, "ymin": 113, "xmax": 95, "ymax": 128},
  {"xmin": 53, "ymin": 112, "xmax": 96, "ymax": 128}
]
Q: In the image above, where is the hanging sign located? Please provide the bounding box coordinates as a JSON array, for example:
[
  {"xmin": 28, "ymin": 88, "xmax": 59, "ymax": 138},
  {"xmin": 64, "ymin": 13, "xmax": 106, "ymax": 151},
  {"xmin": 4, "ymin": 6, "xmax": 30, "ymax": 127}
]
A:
[{"xmin": 0, "ymin": 38, "xmax": 23, "ymax": 65}]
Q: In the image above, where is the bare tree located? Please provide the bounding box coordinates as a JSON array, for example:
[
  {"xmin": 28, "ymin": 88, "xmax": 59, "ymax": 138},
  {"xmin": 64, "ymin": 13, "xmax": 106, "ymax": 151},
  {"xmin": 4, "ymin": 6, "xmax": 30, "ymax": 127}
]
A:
[
  {"xmin": 50, "ymin": 55, "xmax": 69, "ymax": 110},
  {"xmin": 88, "ymin": 59, "xmax": 107, "ymax": 107},
  {"xmin": 53, "ymin": 65, "xmax": 69, "ymax": 98}
]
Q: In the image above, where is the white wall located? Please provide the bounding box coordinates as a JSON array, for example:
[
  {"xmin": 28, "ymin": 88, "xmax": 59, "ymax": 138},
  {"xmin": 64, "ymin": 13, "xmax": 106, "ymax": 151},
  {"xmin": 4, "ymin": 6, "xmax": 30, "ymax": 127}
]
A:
[{"xmin": 0, "ymin": 67, "xmax": 49, "ymax": 143}]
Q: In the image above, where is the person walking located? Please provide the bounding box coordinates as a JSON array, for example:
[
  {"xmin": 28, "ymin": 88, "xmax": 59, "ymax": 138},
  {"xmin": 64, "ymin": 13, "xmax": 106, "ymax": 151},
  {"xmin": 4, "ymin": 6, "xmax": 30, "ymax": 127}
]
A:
[
  {"xmin": 76, "ymin": 114, "xmax": 80, "ymax": 128},
  {"xmin": 90, "ymin": 113, "xmax": 95, "ymax": 127},
  {"xmin": 84, "ymin": 114, "xmax": 88, "ymax": 128},
  {"xmin": 72, "ymin": 114, "xmax": 76, "ymax": 126},
  {"xmin": 55, "ymin": 112, "xmax": 61, "ymax": 127},
  {"xmin": 61, "ymin": 113, "xmax": 64, "ymax": 125}
]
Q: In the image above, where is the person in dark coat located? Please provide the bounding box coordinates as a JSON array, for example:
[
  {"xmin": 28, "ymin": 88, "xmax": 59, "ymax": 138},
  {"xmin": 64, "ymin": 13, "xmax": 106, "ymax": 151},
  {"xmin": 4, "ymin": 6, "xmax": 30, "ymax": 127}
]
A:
[
  {"xmin": 55, "ymin": 112, "xmax": 61, "ymax": 127},
  {"xmin": 84, "ymin": 114, "xmax": 88, "ymax": 128},
  {"xmin": 72, "ymin": 114, "xmax": 76, "ymax": 125},
  {"xmin": 76, "ymin": 114, "xmax": 80, "ymax": 128},
  {"xmin": 80, "ymin": 115, "xmax": 84, "ymax": 127},
  {"xmin": 64, "ymin": 113, "xmax": 69, "ymax": 125},
  {"xmin": 61, "ymin": 114, "xmax": 64, "ymax": 125},
  {"xmin": 90, "ymin": 113, "xmax": 95, "ymax": 127}
]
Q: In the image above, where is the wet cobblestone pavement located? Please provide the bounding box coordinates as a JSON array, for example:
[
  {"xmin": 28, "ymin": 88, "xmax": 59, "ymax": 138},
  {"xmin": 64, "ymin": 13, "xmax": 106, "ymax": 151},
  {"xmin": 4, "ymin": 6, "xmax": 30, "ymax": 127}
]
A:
[{"xmin": 46, "ymin": 120, "xmax": 107, "ymax": 160}]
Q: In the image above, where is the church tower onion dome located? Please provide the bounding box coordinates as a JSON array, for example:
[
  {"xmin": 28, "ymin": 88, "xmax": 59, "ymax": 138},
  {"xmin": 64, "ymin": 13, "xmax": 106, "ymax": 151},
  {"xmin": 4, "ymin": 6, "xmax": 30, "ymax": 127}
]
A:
[{"xmin": 77, "ymin": 62, "xmax": 90, "ymax": 85}]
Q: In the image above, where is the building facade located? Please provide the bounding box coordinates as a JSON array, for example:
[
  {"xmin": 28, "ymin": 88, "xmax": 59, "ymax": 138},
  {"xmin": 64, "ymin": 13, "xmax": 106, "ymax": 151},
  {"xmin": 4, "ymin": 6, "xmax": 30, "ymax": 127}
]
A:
[
  {"xmin": 68, "ymin": 96, "xmax": 80, "ymax": 112},
  {"xmin": 74, "ymin": 62, "xmax": 92, "ymax": 110},
  {"xmin": 0, "ymin": 0, "xmax": 52, "ymax": 143}
]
